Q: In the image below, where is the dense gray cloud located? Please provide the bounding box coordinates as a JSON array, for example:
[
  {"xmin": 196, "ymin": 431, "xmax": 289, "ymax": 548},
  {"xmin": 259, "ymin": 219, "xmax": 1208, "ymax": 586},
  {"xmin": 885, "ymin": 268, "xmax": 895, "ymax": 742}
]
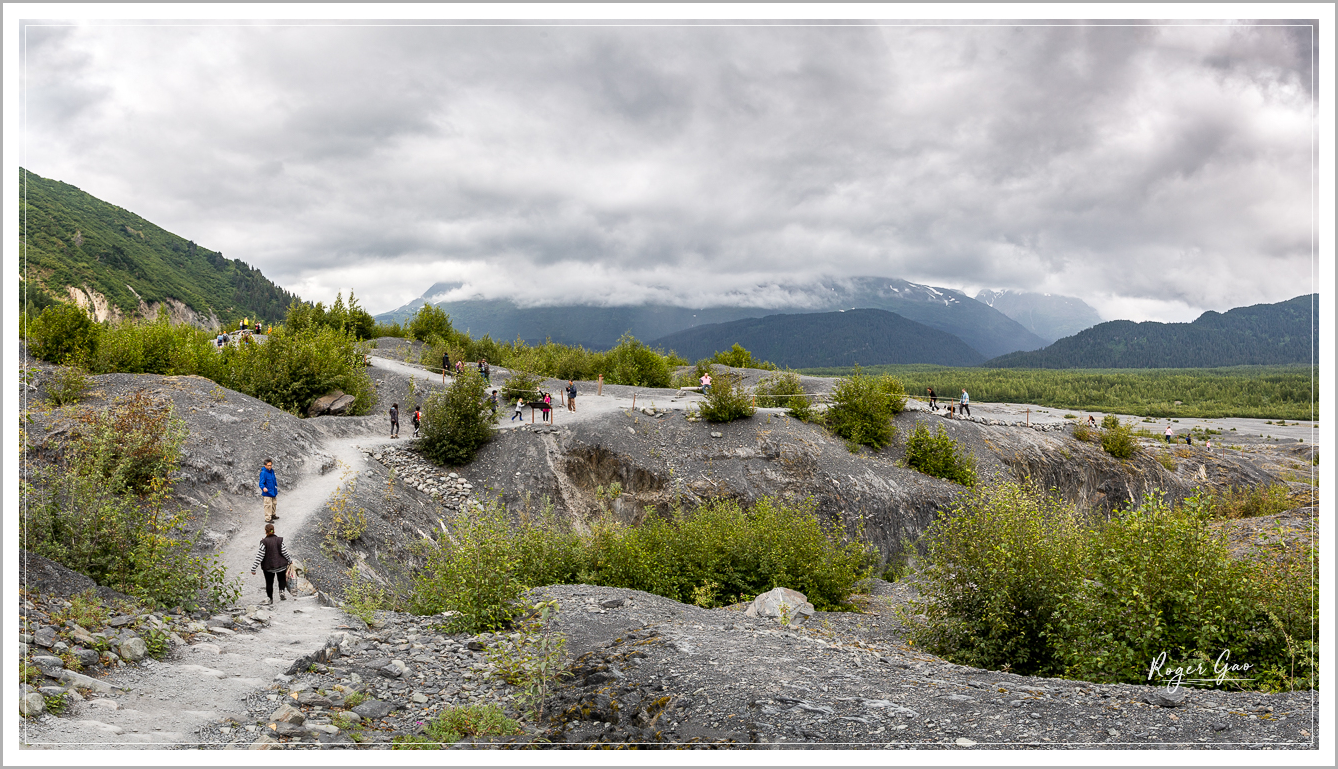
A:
[{"xmin": 20, "ymin": 19, "xmax": 1316, "ymax": 321}]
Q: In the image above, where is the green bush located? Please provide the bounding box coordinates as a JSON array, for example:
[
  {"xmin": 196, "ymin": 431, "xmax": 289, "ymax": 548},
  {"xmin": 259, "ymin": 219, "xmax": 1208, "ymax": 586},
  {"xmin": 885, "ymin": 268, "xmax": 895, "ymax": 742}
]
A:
[
  {"xmin": 91, "ymin": 313, "xmax": 225, "ymax": 378},
  {"xmin": 825, "ymin": 367, "xmax": 900, "ymax": 450},
  {"xmin": 46, "ymin": 365, "xmax": 90, "ymax": 407},
  {"xmin": 903, "ymin": 423, "xmax": 977, "ymax": 487},
  {"xmin": 21, "ymin": 391, "xmax": 239, "ymax": 609},
  {"xmin": 1100, "ymin": 420, "xmax": 1137, "ymax": 459},
  {"xmin": 499, "ymin": 370, "xmax": 543, "ymax": 404},
  {"xmin": 710, "ymin": 343, "xmax": 777, "ymax": 371},
  {"xmin": 904, "ymin": 481, "xmax": 1090, "ymax": 676},
  {"xmin": 420, "ymin": 368, "xmax": 498, "ymax": 467},
  {"xmin": 603, "ymin": 333, "xmax": 673, "ymax": 387},
  {"xmin": 698, "ymin": 370, "xmax": 756, "ymax": 423},
  {"xmin": 1100, "ymin": 413, "xmax": 1120, "ymax": 430},
  {"xmin": 1200, "ymin": 484, "xmax": 1293, "ymax": 519},
  {"xmin": 754, "ymin": 370, "xmax": 813, "ymax": 420},
  {"xmin": 223, "ymin": 325, "xmax": 374, "ymax": 417},
  {"xmin": 28, "ymin": 302, "xmax": 100, "ymax": 365},
  {"xmin": 407, "ymin": 303, "xmax": 456, "ymax": 342},
  {"xmin": 905, "ymin": 483, "xmax": 1317, "ymax": 690},
  {"xmin": 426, "ymin": 704, "xmax": 523, "ymax": 744},
  {"xmin": 409, "ymin": 500, "xmax": 524, "ymax": 632}
]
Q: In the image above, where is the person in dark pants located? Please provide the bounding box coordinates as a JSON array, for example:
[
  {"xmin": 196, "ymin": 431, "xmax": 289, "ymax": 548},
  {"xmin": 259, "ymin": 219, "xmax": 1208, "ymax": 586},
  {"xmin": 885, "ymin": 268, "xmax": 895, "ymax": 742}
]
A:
[
  {"xmin": 389, "ymin": 403, "xmax": 400, "ymax": 438},
  {"xmin": 251, "ymin": 523, "xmax": 293, "ymax": 605},
  {"xmin": 959, "ymin": 389, "xmax": 971, "ymax": 417},
  {"xmin": 567, "ymin": 380, "xmax": 577, "ymax": 412},
  {"xmin": 442, "ymin": 352, "xmax": 451, "ymax": 384},
  {"xmin": 927, "ymin": 386, "xmax": 937, "ymax": 411},
  {"xmin": 412, "ymin": 408, "xmax": 422, "ymax": 438}
]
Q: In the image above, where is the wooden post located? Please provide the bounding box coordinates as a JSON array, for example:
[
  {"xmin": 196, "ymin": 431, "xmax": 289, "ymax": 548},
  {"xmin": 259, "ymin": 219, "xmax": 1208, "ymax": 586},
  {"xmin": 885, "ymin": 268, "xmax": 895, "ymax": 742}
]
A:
[
  {"xmin": 1026, "ymin": 408, "xmax": 1030, "ymax": 426},
  {"xmin": 598, "ymin": 374, "xmax": 604, "ymax": 396},
  {"xmin": 632, "ymin": 394, "xmax": 637, "ymax": 410}
]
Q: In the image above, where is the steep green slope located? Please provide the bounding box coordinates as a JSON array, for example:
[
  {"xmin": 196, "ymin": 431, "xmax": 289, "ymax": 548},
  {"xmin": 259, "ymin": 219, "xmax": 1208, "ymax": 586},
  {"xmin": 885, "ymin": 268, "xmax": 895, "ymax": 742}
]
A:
[
  {"xmin": 652, "ymin": 309, "xmax": 986, "ymax": 368},
  {"xmin": 20, "ymin": 168, "xmax": 298, "ymax": 325},
  {"xmin": 986, "ymin": 295, "xmax": 1318, "ymax": 369}
]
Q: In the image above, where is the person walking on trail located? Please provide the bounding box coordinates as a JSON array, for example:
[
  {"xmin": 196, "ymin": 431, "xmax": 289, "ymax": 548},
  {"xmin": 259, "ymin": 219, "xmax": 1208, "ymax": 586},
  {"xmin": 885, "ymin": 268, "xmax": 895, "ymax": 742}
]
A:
[
  {"xmin": 251, "ymin": 523, "xmax": 294, "ymax": 605},
  {"xmin": 1165, "ymin": 424, "xmax": 1174, "ymax": 443},
  {"xmin": 487, "ymin": 390, "xmax": 499, "ymax": 416},
  {"xmin": 959, "ymin": 389, "xmax": 971, "ymax": 417},
  {"xmin": 566, "ymin": 380, "xmax": 577, "ymax": 412},
  {"xmin": 701, "ymin": 371, "xmax": 712, "ymax": 394},
  {"xmin": 483, "ymin": 360, "xmax": 491, "ymax": 383},
  {"xmin": 412, "ymin": 408, "xmax": 422, "ymax": 438},
  {"xmin": 389, "ymin": 403, "xmax": 400, "ymax": 438},
  {"xmin": 258, "ymin": 459, "xmax": 279, "ymax": 522},
  {"xmin": 512, "ymin": 396, "xmax": 525, "ymax": 422},
  {"xmin": 1088, "ymin": 414, "xmax": 1097, "ymax": 428},
  {"xmin": 442, "ymin": 351, "xmax": 451, "ymax": 384},
  {"xmin": 455, "ymin": 360, "xmax": 464, "ymax": 375},
  {"xmin": 927, "ymin": 386, "xmax": 937, "ymax": 411}
]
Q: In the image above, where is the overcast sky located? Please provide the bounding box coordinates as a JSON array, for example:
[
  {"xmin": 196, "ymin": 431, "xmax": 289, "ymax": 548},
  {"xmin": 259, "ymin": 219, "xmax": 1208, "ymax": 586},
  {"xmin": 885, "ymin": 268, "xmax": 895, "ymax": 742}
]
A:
[{"xmin": 20, "ymin": 17, "xmax": 1317, "ymax": 322}]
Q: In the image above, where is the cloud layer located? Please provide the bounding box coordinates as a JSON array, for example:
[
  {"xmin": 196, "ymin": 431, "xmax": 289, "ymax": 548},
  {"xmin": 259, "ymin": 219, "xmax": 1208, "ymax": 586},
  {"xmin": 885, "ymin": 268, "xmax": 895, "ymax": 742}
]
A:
[{"xmin": 21, "ymin": 20, "xmax": 1316, "ymax": 321}]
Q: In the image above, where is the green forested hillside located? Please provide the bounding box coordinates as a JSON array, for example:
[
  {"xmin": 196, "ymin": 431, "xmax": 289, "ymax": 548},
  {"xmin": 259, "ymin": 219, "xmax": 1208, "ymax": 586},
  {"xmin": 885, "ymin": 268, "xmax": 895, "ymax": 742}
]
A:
[
  {"xmin": 652, "ymin": 309, "xmax": 986, "ymax": 367},
  {"xmin": 985, "ymin": 295, "xmax": 1317, "ymax": 369},
  {"xmin": 20, "ymin": 168, "xmax": 298, "ymax": 325}
]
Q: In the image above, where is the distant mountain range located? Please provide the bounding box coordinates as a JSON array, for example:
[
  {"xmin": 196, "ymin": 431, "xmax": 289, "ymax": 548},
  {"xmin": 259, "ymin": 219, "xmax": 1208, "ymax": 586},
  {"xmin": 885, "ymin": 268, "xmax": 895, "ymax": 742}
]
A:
[
  {"xmin": 20, "ymin": 168, "xmax": 297, "ymax": 327},
  {"xmin": 376, "ymin": 276, "xmax": 1049, "ymax": 359},
  {"xmin": 652, "ymin": 309, "xmax": 986, "ymax": 368},
  {"xmin": 975, "ymin": 289, "xmax": 1104, "ymax": 344},
  {"xmin": 986, "ymin": 294, "xmax": 1318, "ymax": 369}
]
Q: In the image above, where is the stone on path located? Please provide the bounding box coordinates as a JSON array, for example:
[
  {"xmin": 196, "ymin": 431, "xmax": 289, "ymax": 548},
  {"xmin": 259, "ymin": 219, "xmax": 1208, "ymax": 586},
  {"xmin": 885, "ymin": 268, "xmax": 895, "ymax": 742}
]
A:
[
  {"xmin": 31, "ymin": 655, "xmax": 65, "ymax": 678},
  {"xmin": 352, "ymin": 698, "xmax": 396, "ymax": 720},
  {"xmin": 19, "ymin": 692, "xmax": 45, "ymax": 717},
  {"xmin": 1144, "ymin": 688, "xmax": 1189, "ymax": 708},
  {"xmin": 118, "ymin": 637, "xmax": 148, "ymax": 662}
]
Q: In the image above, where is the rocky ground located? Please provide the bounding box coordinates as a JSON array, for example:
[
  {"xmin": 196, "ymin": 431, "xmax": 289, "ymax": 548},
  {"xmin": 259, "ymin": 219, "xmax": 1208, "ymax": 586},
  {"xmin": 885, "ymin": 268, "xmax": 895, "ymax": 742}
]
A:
[{"xmin": 16, "ymin": 345, "xmax": 1321, "ymax": 752}]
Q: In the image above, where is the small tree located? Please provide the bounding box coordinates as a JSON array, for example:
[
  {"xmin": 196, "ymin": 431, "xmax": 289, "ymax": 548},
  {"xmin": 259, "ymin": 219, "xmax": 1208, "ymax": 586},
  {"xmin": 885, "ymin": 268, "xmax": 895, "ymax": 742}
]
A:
[
  {"xmin": 28, "ymin": 303, "xmax": 100, "ymax": 365},
  {"xmin": 603, "ymin": 333, "xmax": 672, "ymax": 387},
  {"xmin": 826, "ymin": 367, "xmax": 897, "ymax": 450},
  {"xmin": 408, "ymin": 303, "xmax": 455, "ymax": 342},
  {"xmin": 421, "ymin": 367, "xmax": 497, "ymax": 466},
  {"xmin": 1101, "ymin": 419, "xmax": 1137, "ymax": 459},
  {"xmin": 699, "ymin": 370, "xmax": 756, "ymax": 423},
  {"xmin": 755, "ymin": 370, "xmax": 814, "ymax": 420},
  {"xmin": 904, "ymin": 423, "xmax": 977, "ymax": 487}
]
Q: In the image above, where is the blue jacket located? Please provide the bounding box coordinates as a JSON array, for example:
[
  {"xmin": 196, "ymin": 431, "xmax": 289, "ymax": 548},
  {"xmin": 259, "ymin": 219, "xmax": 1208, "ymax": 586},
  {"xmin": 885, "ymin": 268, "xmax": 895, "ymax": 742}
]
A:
[{"xmin": 259, "ymin": 466, "xmax": 278, "ymax": 497}]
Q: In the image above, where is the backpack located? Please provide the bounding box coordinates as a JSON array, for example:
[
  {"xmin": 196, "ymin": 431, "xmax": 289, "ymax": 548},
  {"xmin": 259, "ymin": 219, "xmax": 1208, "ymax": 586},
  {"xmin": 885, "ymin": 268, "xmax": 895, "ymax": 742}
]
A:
[{"xmin": 413, "ymin": 410, "xmax": 421, "ymax": 425}]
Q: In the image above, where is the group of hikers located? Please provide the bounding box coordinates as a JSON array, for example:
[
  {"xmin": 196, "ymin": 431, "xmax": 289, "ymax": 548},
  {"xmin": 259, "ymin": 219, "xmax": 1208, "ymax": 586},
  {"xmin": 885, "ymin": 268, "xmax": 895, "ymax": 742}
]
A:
[
  {"xmin": 215, "ymin": 319, "xmax": 268, "ymax": 348},
  {"xmin": 925, "ymin": 386, "xmax": 971, "ymax": 418},
  {"xmin": 439, "ymin": 351, "xmax": 492, "ymax": 384}
]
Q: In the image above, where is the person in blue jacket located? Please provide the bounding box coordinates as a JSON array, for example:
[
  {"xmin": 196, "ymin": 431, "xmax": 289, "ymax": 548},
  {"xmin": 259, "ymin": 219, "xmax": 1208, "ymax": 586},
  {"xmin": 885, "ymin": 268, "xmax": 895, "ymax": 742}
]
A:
[{"xmin": 259, "ymin": 458, "xmax": 279, "ymax": 522}]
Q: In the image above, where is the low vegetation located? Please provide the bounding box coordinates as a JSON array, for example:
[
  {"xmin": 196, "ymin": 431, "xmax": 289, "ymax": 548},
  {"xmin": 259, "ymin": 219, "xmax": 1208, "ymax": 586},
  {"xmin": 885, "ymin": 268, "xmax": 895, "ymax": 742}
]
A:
[
  {"xmin": 903, "ymin": 481, "xmax": 1316, "ymax": 692},
  {"xmin": 800, "ymin": 363, "xmax": 1318, "ymax": 421},
  {"xmin": 698, "ymin": 369, "xmax": 756, "ymax": 423},
  {"xmin": 420, "ymin": 368, "xmax": 498, "ymax": 466},
  {"xmin": 1099, "ymin": 414, "xmax": 1137, "ymax": 459},
  {"xmin": 903, "ymin": 423, "xmax": 977, "ymax": 487},
  {"xmin": 20, "ymin": 391, "xmax": 239, "ymax": 609},
  {"xmin": 391, "ymin": 704, "xmax": 523, "ymax": 748},
  {"xmin": 403, "ymin": 496, "xmax": 876, "ymax": 633},
  {"xmin": 825, "ymin": 367, "xmax": 908, "ymax": 451}
]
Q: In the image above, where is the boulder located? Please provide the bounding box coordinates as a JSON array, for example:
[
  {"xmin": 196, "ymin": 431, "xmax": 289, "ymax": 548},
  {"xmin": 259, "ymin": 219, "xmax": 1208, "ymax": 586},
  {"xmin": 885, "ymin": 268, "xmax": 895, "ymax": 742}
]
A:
[
  {"xmin": 269, "ymin": 702, "xmax": 305, "ymax": 725},
  {"xmin": 307, "ymin": 391, "xmax": 346, "ymax": 418},
  {"xmin": 33, "ymin": 627, "xmax": 57, "ymax": 648},
  {"xmin": 248, "ymin": 735, "xmax": 281, "ymax": 749},
  {"xmin": 118, "ymin": 637, "xmax": 147, "ymax": 662},
  {"xmin": 73, "ymin": 648, "xmax": 101, "ymax": 668},
  {"xmin": 19, "ymin": 691, "xmax": 45, "ymax": 717},
  {"xmin": 1143, "ymin": 688, "xmax": 1189, "ymax": 708},
  {"xmin": 352, "ymin": 698, "xmax": 397, "ymax": 720},
  {"xmin": 57, "ymin": 669, "xmax": 120, "ymax": 694},
  {"xmin": 31, "ymin": 655, "xmax": 65, "ymax": 678},
  {"xmin": 328, "ymin": 394, "xmax": 357, "ymax": 416},
  {"xmin": 744, "ymin": 587, "xmax": 816, "ymax": 627}
]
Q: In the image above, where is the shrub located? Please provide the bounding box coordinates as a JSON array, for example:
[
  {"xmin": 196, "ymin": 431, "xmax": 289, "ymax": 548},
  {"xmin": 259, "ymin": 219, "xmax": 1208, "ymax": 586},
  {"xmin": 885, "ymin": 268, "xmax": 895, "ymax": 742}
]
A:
[
  {"xmin": 499, "ymin": 370, "xmax": 543, "ymax": 404},
  {"xmin": 710, "ymin": 343, "xmax": 776, "ymax": 371},
  {"xmin": 27, "ymin": 302, "xmax": 100, "ymax": 365},
  {"xmin": 420, "ymin": 368, "xmax": 497, "ymax": 467},
  {"xmin": 46, "ymin": 365, "xmax": 90, "ymax": 407},
  {"xmin": 409, "ymin": 500, "xmax": 524, "ymax": 632},
  {"xmin": 21, "ymin": 392, "xmax": 239, "ymax": 609},
  {"xmin": 1199, "ymin": 484, "xmax": 1294, "ymax": 519},
  {"xmin": 754, "ymin": 370, "xmax": 813, "ymax": 420},
  {"xmin": 426, "ymin": 704, "xmax": 523, "ymax": 744},
  {"xmin": 826, "ymin": 367, "xmax": 898, "ymax": 450},
  {"xmin": 1100, "ymin": 414, "xmax": 1120, "ymax": 430},
  {"xmin": 54, "ymin": 589, "xmax": 110, "ymax": 630},
  {"xmin": 1100, "ymin": 420, "xmax": 1137, "ymax": 459},
  {"xmin": 1072, "ymin": 424, "xmax": 1095, "ymax": 442},
  {"xmin": 223, "ymin": 325, "xmax": 374, "ymax": 417},
  {"xmin": 903, "ymin": 423, "xmax": 977, "ymax": 487},
  {"xmin": 904, "ymin": 481, "xmax": 1090, "ymax": 676},
  {"xmin": 698, "ymin": 370, "xmax": 756, "ymax": 423},
  {"xmin": 486, "ymin": 599, "xmax": 568, "ymax": 719},
  {"xmin": 603, "ymin": 334, "xmax": 672, "ymax": 387},
  {"xmin": 407, "ymin": 303, "xmax": 456, "ymax": 342},
  {"xmin": 1156, "ymin": 453, "xmax": 1177, "ymax": 471}
]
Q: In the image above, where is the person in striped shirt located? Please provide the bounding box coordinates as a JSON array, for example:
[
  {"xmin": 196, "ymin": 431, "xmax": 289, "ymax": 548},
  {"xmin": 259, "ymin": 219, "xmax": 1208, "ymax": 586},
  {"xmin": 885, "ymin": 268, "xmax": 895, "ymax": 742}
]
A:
[{"xmin": 251, "ymin": 523, "xmax": 294, "ymax": 604}]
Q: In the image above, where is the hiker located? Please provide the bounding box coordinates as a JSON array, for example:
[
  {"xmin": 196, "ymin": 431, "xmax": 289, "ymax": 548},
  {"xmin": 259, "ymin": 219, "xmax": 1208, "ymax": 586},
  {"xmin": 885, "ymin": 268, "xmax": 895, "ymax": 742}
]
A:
[
  {"xmin": 255, "ymin": 322, "xmax": 261, "ymax": 334},
  {"xmin": 251, "ymin": 523, "xmax": 294, "ymax": 605},
  {"xmin": 512, "ymin": 396, "xmax": 525, "ymax": 422},
  {"xmin": 455, "ymin": 360, "xmax": 464, "ymax": 375},
  {"xmin": 488, "ymin": 390, "xmax": 499, "ymax": 415},
  {"xmin": 412, "ymin": 407, "xmax": 422, "ymax": 438},
  {"xmin": 927, "ymin": 386, "xmax": 937, "ymax": 410},
  {"xmin": 258, "ymin": 459, "xmax": 279, "ymax": 522},
  {"xmin": 1206, "ymin": 439, "xmax": 1212, "ymax": 452},
  {"xmin": 483, "ymin": 360, "xmax": 491, "ymax": 383},
  {"xmin": 389, "ymin": 403, "xmax": 400, "ymax": 438},
  {"xmin": 542, "ymin": 391, "xmax": 553, "ymax": 423},
  {"xmin": 1088, "ymin": 415, "xmax": 1097, "ymax": 428},
  {"xmin": 1165, "ymin": 425, "xmax": 1174, "ymax": 443},
  {"xmin": 959, "ymin": 389, "xmax": 971, "ymax": 417},
  {"xmin": 701, "ymin": 371, "xmax": 712, "ymax": 394},
  {"xmin": 442, "ymin": 351, "xmax": 451, "ymax": 384},
  {"xmin": 567, "ymin": 380, "xmax": 577, "ymax": 412},
  {"xmin": 1185, "ymin": 433, "xmax": 1192, "ymax": 446}
]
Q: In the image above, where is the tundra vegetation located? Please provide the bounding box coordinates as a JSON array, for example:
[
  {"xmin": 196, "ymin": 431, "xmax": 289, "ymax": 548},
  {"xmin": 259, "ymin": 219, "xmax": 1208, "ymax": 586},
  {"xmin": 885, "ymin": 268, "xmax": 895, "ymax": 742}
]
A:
[
  {"xmin": 802, "ymin": 363, "xmax": 1318, "ymax": 421},
  {"xmin": 20, "ymin": 391, "xmax": 239, "ymax": 609},
  {"xmin": 903, "ymin": 481, "xmax": 1316, "ymax": 692}
]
